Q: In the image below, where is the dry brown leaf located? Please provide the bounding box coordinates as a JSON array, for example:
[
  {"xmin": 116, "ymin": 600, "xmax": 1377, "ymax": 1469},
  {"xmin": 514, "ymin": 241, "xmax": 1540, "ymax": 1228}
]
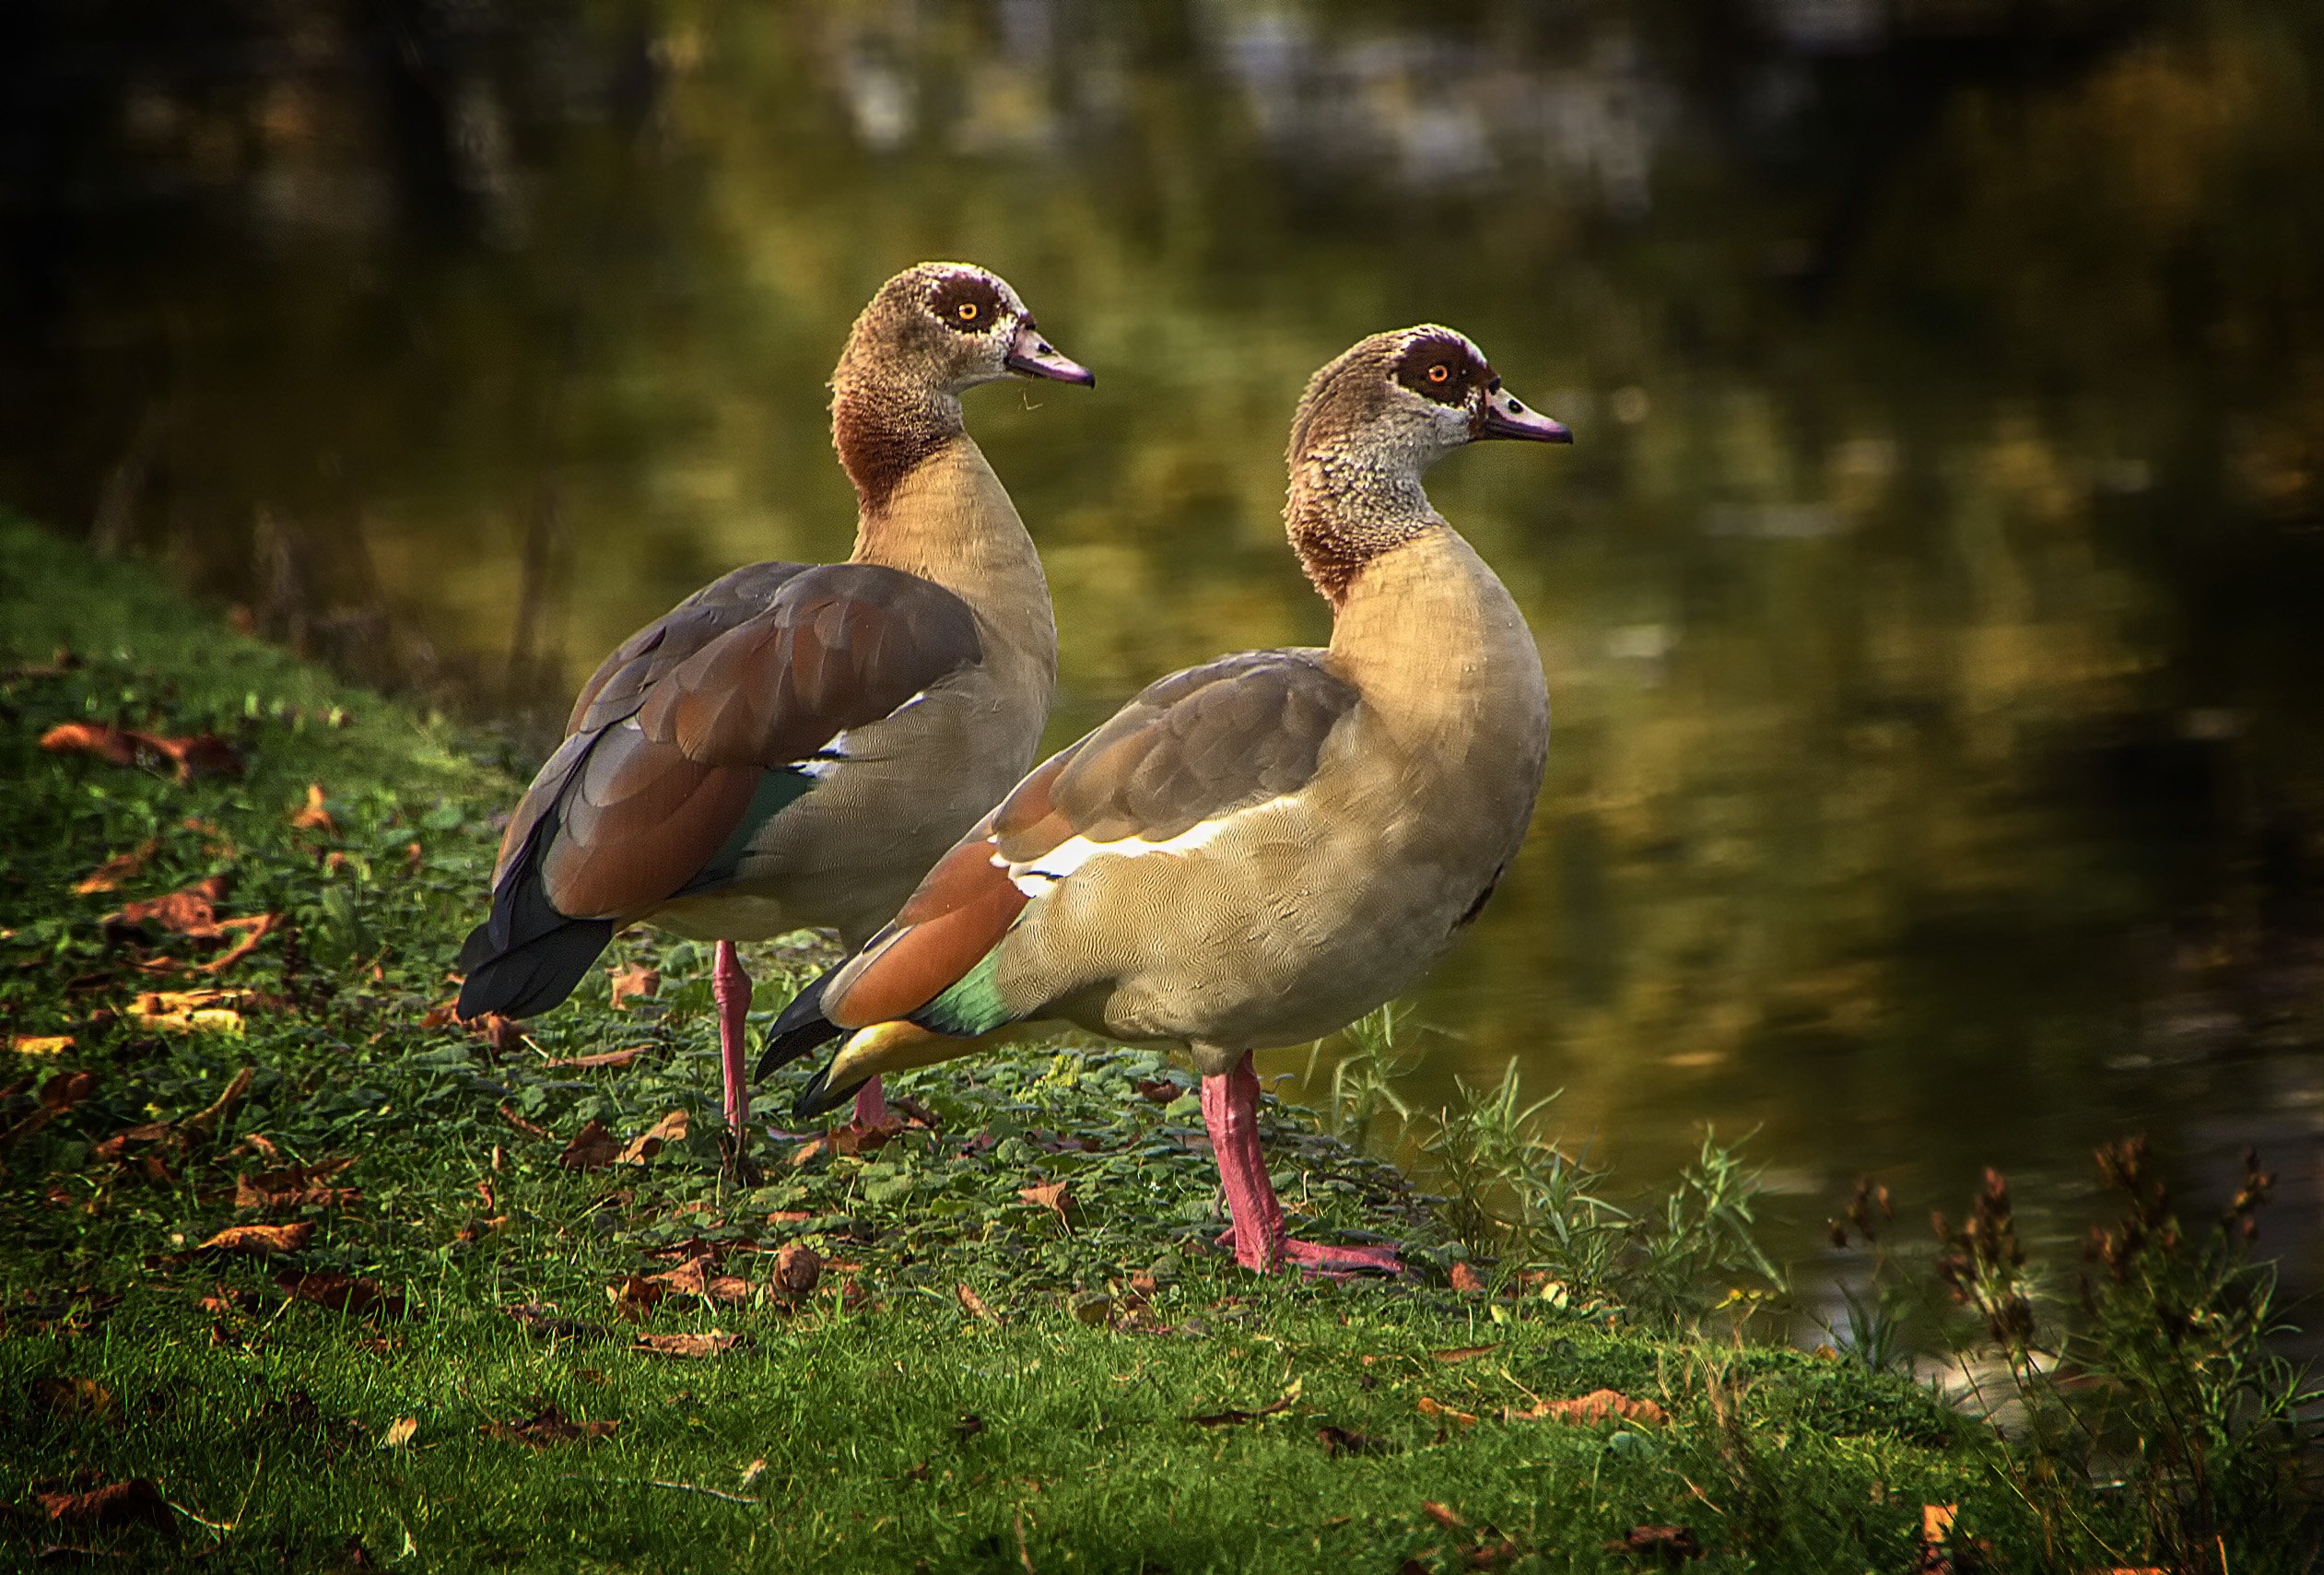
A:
[
  {"xmin": 91, "ymin": 1120, "xmax": 174, "ymax": 1163},
  {"xmin": 1508, "ymin": 1388, "xmax": 1667, "ymax": 1427},
  {"xmin": 128, "ymin": 988, "xmax": 248, "ymax": 1035},
  {"xmin": 480, "ymin": 1403, "xmax": 617, "ymax": 1446},
  {"xmin": 1018, "ymin": 1180, "xmax": 1072, "ymax": 1219},
  {"xmin": 1421, "ymin": 1499, "xmax": 1468, "ymax": 1530},
  {"xmin": 1133, "ymin": 1077, "xmax": 1180, "ymax": 1103},
  {"xmin": 277, "ymin": 1270, "xmax": 406, "ymax": 1319},
  {"xmin": 1450, "ymin": 1261, "xmax": 1487, "ymax": 1293},
  {"xmin": 382, "ymin": 1416, "xmax": 417, "ymax": 1449},
  {"xmin": 607, "ymin": 964, "xmax": 661, "ymax": 1009},
  {"xmin": 32, "ymin": 1377, "xmax": 117, "ymax": 1417},
  {"xmin": 542, "ymin": 1047, "xmax": 645, "ymax": 1072},
  {"xmin": 194, "ymin": 913, "xmax": 276, "ymax": 974},
  {"xmin": 10, "ymin": 1035, "xmax": 74, "ymax": 1055},
  {"xmin": 41, "ymin": 722, "xmax": 240, "ymax": 781},
  {"xmin": 1432, "ymin": 1345, "xmax": 1496, "ymax": 1364},
  {"xmin": 74, "ymin": 839, "xmax": 160, "ymax": 894},
  {"xmin": 1614, "ymin": 1525, "xmax": 1703, "ymax": 1560},
  {"xmin": 35, "ymin": 1476, "xmax": 170, "ymax": 1529},
  {"xmin": 497, "ymin": 1101, "xmax": 551, "ymax": 1141},
  {"xmin": 289, "ymin": 783, "xmax": 335, "ymax": 835},
  {"xmin": 634, "ymin": 1330, "xmax": 747, "ymax": 1358},
  {"xmin": 607, "ymin": 1274, "xmax": 663, "ymax": 1322},
  {"xmin": 1315, "ymin": 1423, "xmax": 1389, "ymax": 1457},
  {"xmin": 1416, "ymin": 1395, "xmax": 1479, "ymax": 1429},
  {"xmin": 557, "ymin": 1119, "xmax": 619, "ymax": 1169},
  {"xmin": 616, "ymin": 1109, "xmax": 688, "ymax": 1165},
  {"xmin": 182, "ymin": 1066, "xmax": 253, "ymax": 1142},
  {"xmin": 111, "ymin": 876, "xmax": 231, "ymax": 937},
  {"xmin": 955, "ymin": 1282, "xmax": 998, "ymax": 1323},
  {"xmin": 196, "ymin": 1220, "xmax": 313, "ymax": 1255},
  {"xmin": 772, "ymin": 1243, "xmax": 823, "ymax": 1299}
]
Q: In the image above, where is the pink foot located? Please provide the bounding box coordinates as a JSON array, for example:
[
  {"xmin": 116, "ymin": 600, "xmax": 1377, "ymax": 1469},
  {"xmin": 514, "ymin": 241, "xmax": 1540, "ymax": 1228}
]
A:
[
  {"xmin": 711, "ymin": 941, "xmax": 753, "ymax": 1173},
  {"xmin": 1201, "ymin": 1054, "xmax": 1404, "ymax": 1277},
  {"xmin": 851, "ymin": 1075, "xmax": 889, "ymax": 1131}
]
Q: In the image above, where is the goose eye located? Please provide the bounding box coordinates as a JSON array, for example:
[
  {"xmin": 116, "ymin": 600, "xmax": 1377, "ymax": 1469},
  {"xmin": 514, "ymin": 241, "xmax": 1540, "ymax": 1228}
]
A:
[
  {"xmin": 957, "ymin": 302, "xmax": 981, "ymax": 323},
  {"xmin": 1426, "ymin": 363, "xmax": 1452, "ymax": 384}
]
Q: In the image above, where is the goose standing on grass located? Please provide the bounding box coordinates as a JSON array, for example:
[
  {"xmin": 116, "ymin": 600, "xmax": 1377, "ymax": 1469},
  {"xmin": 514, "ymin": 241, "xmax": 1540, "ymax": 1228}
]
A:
[
  {"xmin": 457, "ymin": 263, "xmax": 1093, "ymax": 1168},
  {"xmin": 758, "ymin": 326, "xmax": 1567, "ymax": 1272}
]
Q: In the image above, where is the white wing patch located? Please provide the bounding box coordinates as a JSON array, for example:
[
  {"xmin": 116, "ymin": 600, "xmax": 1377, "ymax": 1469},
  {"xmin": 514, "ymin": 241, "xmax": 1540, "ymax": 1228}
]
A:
[
  {"xmin": 798, "ymin": 689, "xmax": 930, "ymax": 779},
  {"xmin": 994, "ymin": 809, "xmax": 1253, "ymax": 899}
]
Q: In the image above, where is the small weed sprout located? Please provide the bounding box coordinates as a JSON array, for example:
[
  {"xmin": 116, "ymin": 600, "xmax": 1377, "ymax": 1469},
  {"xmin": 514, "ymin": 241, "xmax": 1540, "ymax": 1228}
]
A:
[{"xmin": 1305, "ymin": 1004, "xmax": 1420, "ymax": 1151}]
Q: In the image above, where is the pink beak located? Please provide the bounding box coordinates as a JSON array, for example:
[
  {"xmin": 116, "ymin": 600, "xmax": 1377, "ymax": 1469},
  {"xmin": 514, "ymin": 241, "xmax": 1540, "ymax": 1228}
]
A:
[
  {"xmin": 1479, "ymin": 383, "xmax": 1572, "ymax": 443},
  {"xmin": 1005, "ymin": 321, "xmax": 1096, "ymax": 386}
]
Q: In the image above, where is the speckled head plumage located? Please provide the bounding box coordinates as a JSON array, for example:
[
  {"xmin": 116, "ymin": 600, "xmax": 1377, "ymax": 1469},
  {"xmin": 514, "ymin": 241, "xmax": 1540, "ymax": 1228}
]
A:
[
  {"xmin": 832, "ymin": 262, "xmax": 1093, "ymax": 511},
  {"xmin": 1285, "ymin": 325, "xmax": 1569, "ymax": 603}
]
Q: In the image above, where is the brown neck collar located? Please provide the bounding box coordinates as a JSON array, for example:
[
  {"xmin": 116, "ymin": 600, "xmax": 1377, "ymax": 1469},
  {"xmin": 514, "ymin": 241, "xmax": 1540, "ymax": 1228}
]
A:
[
  {"xmin": 831, "ymin": 364, "xmax": 963, "ymax": 515},
  {"xmin": 1285, "ymin": 456, "xmax": 1433, "ymax": 609}
]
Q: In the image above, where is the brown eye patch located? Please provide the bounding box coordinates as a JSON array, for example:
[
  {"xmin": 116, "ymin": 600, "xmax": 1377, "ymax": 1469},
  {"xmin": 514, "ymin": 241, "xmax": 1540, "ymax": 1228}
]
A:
[
  {"xmin": 929, "ymin": 273, "xmax": 1006, "ymax": 334},
  {"xmin": 1392, "ymin": 332, "xmax": 1484, "ymax": 406}
]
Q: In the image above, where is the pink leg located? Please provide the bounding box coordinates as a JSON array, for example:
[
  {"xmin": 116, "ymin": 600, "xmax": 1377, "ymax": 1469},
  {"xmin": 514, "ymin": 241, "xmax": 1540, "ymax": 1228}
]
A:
[
  {"xmin": 1200, "ymin": 1056, "xmax": 1406, "ymax": 1277},
  {"xmin": 712, "ymin": 941, "xmax": 751, "ymax": 1148},
  {"xmin": 851, "ymin": 1075, "xmax": 889, "ymax": 1130}
]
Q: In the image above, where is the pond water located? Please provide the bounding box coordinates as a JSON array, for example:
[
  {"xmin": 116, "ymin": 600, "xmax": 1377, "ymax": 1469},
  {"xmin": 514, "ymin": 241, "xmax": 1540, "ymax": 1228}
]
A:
[{"xmin": 6, "ymin": 0, "xmax": 2322, "ymax": 1302}]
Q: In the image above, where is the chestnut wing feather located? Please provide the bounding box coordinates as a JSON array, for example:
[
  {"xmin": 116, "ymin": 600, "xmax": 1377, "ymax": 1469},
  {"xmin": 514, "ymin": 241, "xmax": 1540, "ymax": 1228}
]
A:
[
  {"xmin": 822, "ymin": 651, "xmax": 1359, "ymax": 1030},
  {"xmin": 458, "ymin": 562, "xmax": 981, "ymax": 1020}
]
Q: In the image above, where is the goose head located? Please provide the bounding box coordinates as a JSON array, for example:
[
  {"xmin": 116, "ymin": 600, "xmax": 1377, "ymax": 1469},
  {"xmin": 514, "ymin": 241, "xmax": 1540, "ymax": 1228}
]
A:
[
  {"xmin": 844, "ymin": 262, "xmax": 1094, "ymax": 397},
  {"xmin": 1287, "ymin": 325, "xmax": 1567, "ymax": 479}
]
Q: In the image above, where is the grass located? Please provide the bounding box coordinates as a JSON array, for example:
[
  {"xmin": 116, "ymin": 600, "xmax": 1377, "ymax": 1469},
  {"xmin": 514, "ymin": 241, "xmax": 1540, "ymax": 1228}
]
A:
[{"xmin": 0, "ymin": 511, "xmax": 2301, "ymax": 1570}]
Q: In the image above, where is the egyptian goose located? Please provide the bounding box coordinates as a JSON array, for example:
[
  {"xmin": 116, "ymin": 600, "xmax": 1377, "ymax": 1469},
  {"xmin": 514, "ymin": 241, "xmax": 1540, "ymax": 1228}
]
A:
[
  {"xmin": 758, "ymin": 326, "xmax": 1568, "ymax": 1272},
  {"xmin": 457, "ymin": 262, "xmax": 1092, "ymax": 1163}
]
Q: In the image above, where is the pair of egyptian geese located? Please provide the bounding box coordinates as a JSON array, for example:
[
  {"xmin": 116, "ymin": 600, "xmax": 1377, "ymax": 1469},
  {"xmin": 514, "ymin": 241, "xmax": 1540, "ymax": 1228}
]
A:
[{"xmin": 458, "ymin": 262, "xmax": 1570, "ymax": 1275}]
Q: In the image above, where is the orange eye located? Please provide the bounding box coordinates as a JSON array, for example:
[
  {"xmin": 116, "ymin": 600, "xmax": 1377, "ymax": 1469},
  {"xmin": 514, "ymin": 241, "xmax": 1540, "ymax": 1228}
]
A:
[
  {"xmin": 1426, "ymin": 363, "xmax": 1452, "ymax": 384},
  {"xmin": 957, "ymin": 302, "xmax": 981, "ymax": 323}
]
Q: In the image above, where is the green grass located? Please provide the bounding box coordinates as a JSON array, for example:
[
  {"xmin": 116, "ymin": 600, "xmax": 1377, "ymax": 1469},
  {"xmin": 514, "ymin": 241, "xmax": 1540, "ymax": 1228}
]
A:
[{"xmin": 0, "ymin": 513, "xmax": 2200, "ymax": 1569}]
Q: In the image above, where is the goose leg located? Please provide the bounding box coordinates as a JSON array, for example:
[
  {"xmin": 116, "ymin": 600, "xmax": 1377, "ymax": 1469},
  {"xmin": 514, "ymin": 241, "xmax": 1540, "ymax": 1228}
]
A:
[
  {"xmin": 851, "ymin": 1075, "xmax": 890, "ymax": 1130},
  {"xmin": 1202, "ymin": 1052, "xmax": 1403, "ymax": 1277},
  {"xmin": 712, "ymin": 941, "xmax": 751, "ymax": 1164}
]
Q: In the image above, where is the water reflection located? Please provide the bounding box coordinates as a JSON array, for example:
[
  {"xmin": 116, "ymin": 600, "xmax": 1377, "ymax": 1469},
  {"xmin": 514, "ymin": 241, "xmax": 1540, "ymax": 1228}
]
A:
[{"xmin": 5, "ymin": 0, "xmax": 2320, "ymax": 1289}]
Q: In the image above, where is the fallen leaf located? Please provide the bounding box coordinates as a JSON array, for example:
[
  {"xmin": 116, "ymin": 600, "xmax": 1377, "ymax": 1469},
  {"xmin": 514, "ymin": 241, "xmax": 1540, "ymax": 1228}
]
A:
[
  {"xmin": 504, "ymin": 1303, "xmax": 612, "ymax": 1343},
  {"xmin": 1189, "ymin": 1392, "xmax": 1297, "ymax": 1428},
  {"xmin": 1508, "ymin": 1388, "xmax": 1667, "ymax": 1427},
  {"xmin": 956, "ymin": 1282, "xmax": 998, "ymax": 1324},
  {"xmin": 128, "ymin": 988, "xmax": 248, "ymax": 1035},
  {"xmin": 31, "ymin": 1377, "xmax": 117, "ymax": 1418},
  {"xmin": 236, "ymin": 1157, "xmax": 361, "ymax": 1213},
  {"xmin": 498, "ymin": 1101, "xmax": 552, "ymax": 1141},
  {"xmin": 1466, "ymin": 1537, "xmax": 1523, "ymax": 1570},
  {"xmin": 10, "ymin": 1035, "xmax": 74, "ymax": 1055},
  {"xmin": 607, "ymin": 1275, "xmax": 663, "ymax": 1322},
  {"xmin": 1422, "ymin": 1499, "xmax": 1468, "ymax": 1530},
  {"xmin": 1315, "ymin": 1424, "xmax": 1390, "ymax": 1457},
  {"xmin": 472, "ymin": 1014, "xmax": 522, "ymax": 1056},
  {"xmin": 773, "ymin": 1243, "xmax": 823, "ymax": 1299},
  {"xmin": 634, "ymin": 1330, "xmax": 747, "ymax": 1358},
  {"xmin": 382, "ymin": 1416, "xmax": 417, "ymax": 1449},
  {"xmin": 1432, "ymin": 1345, "xmax": 1496, "ymax": 1363},
  {"xmin": 41, "ymin": 1071, "xmax": 98, "ymax": 1112},
  {"xmin": 277, "ymin": 1271, "xmax": 406, "ymax": 1319},
  {"xmin": 1416, "ymin": 1395, "xmax": 1479, "ymax": 1429},
  {"xmin": 558, "ymin": 1119, "xmax": 618, "ymax": 1169},
  {"xmin": 739, "ymin": 1457, "xmax": 767, "ymax": 1490},
  {"xmin": 41, "ymin": 722, "xmax": 240, "ymax": 781},
  {"xmin": 194, "ymin": 913, "xmax": 276, "ymax": 974},
  {"xmin": 1450, "ymin": 1261, "xmax": 1487, "ymax": 1293},
  {"xmin": 111, "ymin": 876, "xmax": 231, "ymax": 937},
  {"xmin": 289, "ymin": 783, "xmax": 335, "ymax": 835},
  {"xmin": 196, "ymin": 1221, "xmax": 312, "ymax": 1255},
  {"xmin": 91, "ymin": 1120, "xmax": 174, "ymax": 1162},
  {"xmin": 35, "ymin": 1477, "xmax": 170, "ymax": 1529},
  {"xmin": 74, "ymin": 839, "xmax": 159, "ymax": 894},
  {"xmin": 542, "ymin": 1046, "xmax": 645, "ymax": 1071},
  {"xmin": 615, "ymin": 1109, "xmax": 688, "ymax": 1165},
  {"xmin": 607, "ymin": 964, "xmax": 661, "ymax": 1009},
  {"xmin": 1614, "ymin": 1525, "xmax": 1703, "ymax": 1560},
  {"xmin": 1018, "ymin": 1180, "xmax": 1072, "ymax": 1220},
  {"xmin": 1133, "ymin": 1077, "xmax": 1180, "ymax": 1103},
  {"xmin": 181, "ymin": 1066, "xmax": 253, "ymax": 1142},
  {"xmin": 480, "ymin": 1403, "xmax": 617, "ymax": 1446}
]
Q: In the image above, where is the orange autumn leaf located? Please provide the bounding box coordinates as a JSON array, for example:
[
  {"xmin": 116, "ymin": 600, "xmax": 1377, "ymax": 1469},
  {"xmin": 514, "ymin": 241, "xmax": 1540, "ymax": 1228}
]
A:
[
  {"xmin": 35, "ymin": 1477, "xmax": 170, "ymax": 1530},
  {"xmin": 1415, "ymin": 1395, "xmax": 1479, "ymax": 1428},
  {"xmin": 956, "ymin": 1282, "xmax": 998, "ymax": 1323},
  {"xmin": 615, "ymin": 1110, "xmax": 688, "ymax": 1165},
  {"xmin": 1508, "ymin": 1388, "xmax": 1667, "ymax": 1427},
  {"xmin": 74, "ymin": 838, "xmax": 159, "ymax": 894},
  {"xmin": 112, "ymin": 876, "xmax": 231, "ymax": 936},
  {"xmin": 1018, "ymin": 1180, "xmax": 1072, "ymax": 1219},
  {"xmin": 634, "ymin": 1330, "xmax": 747, "ymax": 1358},
  {"xmin": 10, "ymin": 1035, "xmax": 74, "ymax": 1055},
  {"xmin": 41, "ymin": 723, "xmax": 241, "ymax": 782},
  {"xmin": 480, "ymin": 1403, "xmax": 617, "ymax": 1446},
  {"xmin": 1432, "ymin": 1345, "xmax": 1496, "ymax": 1364},
  {"xmin": 1450, "ymin": 1260, "xmax": 1487, "ymax": 1293},
  {"xmin": 542, "ymin": 1046, "xmax": 645, "ymax": 1071},
  {"xmin": 607, "ymin": 964, "xmax": 660, "ymax": 1009},
  {"xmin": 277, "ymin": 1270, "xmax": 407, "ymax": 1318},
  {"xmin": 498, "ymin": 1101, "xmax": 552, "ymax": 1141},
  {"xmin": 197, "ymin": 1220, "xmax": 313, "ymax": 1254},
  {"xmin": 772, "ymin": 1243, "xmax": 823, "ymax": 1299},
  {"xmin": 289, "ymin": 782, "xmax": 335, "ymax": 835},
  {"xmin": 1420, "ymin": 1499, "xmax": 1468, "ymax": 1530}
]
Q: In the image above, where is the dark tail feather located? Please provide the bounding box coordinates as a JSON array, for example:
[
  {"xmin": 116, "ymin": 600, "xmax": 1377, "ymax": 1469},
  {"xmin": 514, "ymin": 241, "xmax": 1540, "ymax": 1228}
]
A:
[
  {"xmin": 456, "ymin": 916, "xmax": 615, "ymax": 1019},
  {"xmin": 794, "ymin": 1062, "xmax": 867, "ymax": 1121},
  {"xmin": 754, "ymin": 965, "xmax": 846, "ymax": 1080}
]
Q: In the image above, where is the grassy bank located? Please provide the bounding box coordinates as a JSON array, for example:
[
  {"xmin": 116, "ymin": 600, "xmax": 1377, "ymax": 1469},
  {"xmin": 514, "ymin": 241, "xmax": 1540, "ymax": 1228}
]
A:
[{"xmin": 0, "ymin": 514, "xmax": 2295, "ymax": 1571}]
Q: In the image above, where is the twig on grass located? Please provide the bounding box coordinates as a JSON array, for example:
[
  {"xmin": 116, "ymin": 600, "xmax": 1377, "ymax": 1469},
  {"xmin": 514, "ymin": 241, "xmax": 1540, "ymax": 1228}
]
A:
[{"xmin": 558, "ymin": 1475, "xmax": 761, "ymax": 1506}]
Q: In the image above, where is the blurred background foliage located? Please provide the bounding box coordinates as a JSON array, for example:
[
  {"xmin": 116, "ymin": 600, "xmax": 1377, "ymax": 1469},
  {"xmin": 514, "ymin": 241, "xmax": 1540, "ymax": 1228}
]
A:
[{"xmin": 2, "ymin": 0, "xmax": 2320, "ymax": 1288}]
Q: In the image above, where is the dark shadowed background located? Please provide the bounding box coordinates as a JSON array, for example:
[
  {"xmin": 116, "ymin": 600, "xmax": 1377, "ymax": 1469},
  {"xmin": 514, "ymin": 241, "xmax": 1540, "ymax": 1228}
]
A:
[{"xmin": 4, "ymin": 0, "xmax": 2320, "ymax": 1302}]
